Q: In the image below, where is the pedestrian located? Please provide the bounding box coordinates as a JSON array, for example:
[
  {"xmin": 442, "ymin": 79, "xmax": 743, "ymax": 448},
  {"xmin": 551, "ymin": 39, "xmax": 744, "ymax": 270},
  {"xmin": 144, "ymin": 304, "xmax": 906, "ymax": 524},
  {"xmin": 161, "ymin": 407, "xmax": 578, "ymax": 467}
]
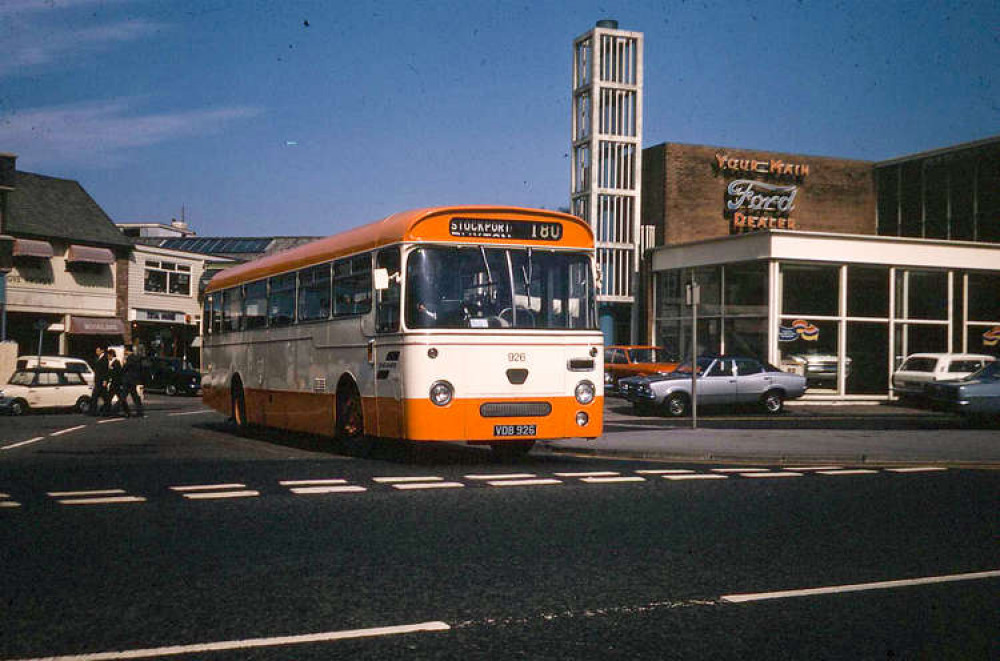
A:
[
  {"xmin": 121, "ymin": 347, "xmax": 144, "ymax": 418},
  {"xmin": 89, "ymin": 345, "xmax": 110, "ymax": 416},
  {"xmin": 106, "ymin": 349, "xmax": 124, "ymax": 416}
]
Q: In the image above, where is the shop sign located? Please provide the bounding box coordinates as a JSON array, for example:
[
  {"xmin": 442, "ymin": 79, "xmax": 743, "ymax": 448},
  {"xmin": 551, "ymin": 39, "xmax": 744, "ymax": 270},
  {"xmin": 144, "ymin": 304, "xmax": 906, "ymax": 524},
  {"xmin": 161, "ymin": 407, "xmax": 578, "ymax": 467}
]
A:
[
  {"xmin": 715, "ymin": 154, "xmax": 810, "ymax": 179},
  {"xmin": 139, "ymin": 309, "xmax": 179, "ymax": 322},
  {"xmin": 983, "ymin": 326, "xmax": 1000, "ymax": 347},
  {"xmin": 779, "ymin": 319, "xmax": 819, "ymax": 342}
]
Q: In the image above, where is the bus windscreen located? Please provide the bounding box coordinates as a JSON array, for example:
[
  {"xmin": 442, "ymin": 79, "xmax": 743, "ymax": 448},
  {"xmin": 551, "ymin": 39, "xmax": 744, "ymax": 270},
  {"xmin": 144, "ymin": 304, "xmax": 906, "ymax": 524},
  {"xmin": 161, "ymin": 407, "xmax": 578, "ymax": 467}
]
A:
[{"xmin": 405, "ymin": 246, "xmax": 596, "ymax": 330}]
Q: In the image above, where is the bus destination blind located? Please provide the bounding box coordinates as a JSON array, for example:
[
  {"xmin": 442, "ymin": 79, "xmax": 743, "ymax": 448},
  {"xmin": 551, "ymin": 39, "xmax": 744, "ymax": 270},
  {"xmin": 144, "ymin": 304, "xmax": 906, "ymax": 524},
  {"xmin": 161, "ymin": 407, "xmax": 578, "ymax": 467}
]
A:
[{"xmin": 449, "ymin": 218, "xmax": 564, "ymax": 241}]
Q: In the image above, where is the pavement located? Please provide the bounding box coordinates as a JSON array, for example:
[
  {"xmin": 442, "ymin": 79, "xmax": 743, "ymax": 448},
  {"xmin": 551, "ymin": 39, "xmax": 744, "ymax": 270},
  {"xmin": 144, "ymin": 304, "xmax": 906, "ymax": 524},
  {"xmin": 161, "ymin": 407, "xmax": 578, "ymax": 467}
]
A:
[{"xmin": 541, "ymin": 398, "xmax": 1000, "ymax": 468}]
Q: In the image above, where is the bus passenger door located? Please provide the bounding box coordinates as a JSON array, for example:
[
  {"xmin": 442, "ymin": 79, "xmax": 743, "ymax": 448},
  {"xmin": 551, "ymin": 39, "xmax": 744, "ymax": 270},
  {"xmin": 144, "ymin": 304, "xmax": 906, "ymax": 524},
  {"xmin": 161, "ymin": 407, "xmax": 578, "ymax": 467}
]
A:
[{"xmin": 373, "ymin": 248, "xmax": 403, "ymax": 438}]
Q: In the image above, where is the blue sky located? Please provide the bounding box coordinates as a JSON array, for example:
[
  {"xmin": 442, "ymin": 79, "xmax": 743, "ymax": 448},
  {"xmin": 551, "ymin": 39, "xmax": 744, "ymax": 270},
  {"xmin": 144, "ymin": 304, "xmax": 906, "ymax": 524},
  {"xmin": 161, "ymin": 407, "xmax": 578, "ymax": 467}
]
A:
[{"xmin": 1, "ymin": 0, "xmax": 997, "ymax": 237}]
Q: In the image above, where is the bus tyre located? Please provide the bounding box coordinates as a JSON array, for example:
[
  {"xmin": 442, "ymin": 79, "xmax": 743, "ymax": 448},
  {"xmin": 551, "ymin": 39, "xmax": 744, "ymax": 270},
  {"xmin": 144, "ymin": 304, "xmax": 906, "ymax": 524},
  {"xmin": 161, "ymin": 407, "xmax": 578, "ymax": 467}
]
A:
[
  {"xmin": 231, "ymin": 380, "xmax": 248, "ymax": 432},
  {"xmin": 490, "ymin": 440, "xmax": 535, "ymax": 460},
  {"xmin": 762, "ymin": 390, "xmax": 785, "ymax": 415},
  {"xmin": 336, "ymin": 382, "xmax": 373, "ymax": 457},
  {"xmin": 664, "ymin": 393, "xmax": 690, "ymax": 417}
]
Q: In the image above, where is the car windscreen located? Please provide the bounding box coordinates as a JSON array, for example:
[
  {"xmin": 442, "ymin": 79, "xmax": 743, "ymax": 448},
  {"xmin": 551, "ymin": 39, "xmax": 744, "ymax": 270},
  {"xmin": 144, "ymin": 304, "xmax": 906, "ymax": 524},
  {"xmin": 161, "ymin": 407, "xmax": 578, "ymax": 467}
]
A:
[
  {"xmin": 629, "ymin": 348, "xmax": 671, "ymax": 363},
  {"xmin": 898, "ymin": 357, "xmax": 937, "ymax": 373},
  {"xmin": 404, "ymin": 246, "xmax": 596, "ymax": 330},
  {"xmin": 9, "ymin": 371, "xmax": 36, "ymax": 386},
  {"xmin": 965, "ymin": 361, "xmax": 1000, "ymax": 380}
]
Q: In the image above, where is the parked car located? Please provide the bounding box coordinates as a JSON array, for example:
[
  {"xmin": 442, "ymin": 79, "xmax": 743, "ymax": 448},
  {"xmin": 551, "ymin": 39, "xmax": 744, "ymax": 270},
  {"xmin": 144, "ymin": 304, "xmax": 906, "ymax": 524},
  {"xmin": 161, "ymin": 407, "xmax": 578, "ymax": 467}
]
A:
[
  {"xmin": 784, "ymin": 352, "xmax": 852, "ymax": 388},
  {"xmin": 618, "ymin": 355, "xmax": 807, "ymax": 416},
  {"xmin": 0, "ymin": 368, "xmax": 92, "ymax": 416},
  {"xmin": 924, "ymin": 361, "xmax": 1000, "ymax": 418},
  {"xmin": 892, "ymin": 353, "xmax": 996, "ymax": 399},
  {"xmin": 141, "ymin": 356, "xmax": 202, "ymax": 396},
  {"xmin": 15, "ymin": 355, "xmax": 95, "ymax": 386},
  {"xmin": 604, "ymin": 345, "xmax": 679, "ymax": 391}
]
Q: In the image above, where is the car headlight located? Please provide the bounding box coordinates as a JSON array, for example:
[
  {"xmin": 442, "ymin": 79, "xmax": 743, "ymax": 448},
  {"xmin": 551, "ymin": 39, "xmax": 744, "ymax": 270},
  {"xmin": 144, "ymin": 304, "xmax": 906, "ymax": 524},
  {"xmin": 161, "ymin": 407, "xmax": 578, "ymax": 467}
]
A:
[
  {"xmin": 575, "ymin": 380, "xmax": 595, "ymax": 405},
  {"xmin": 429, "ymin": 380, "xmax": 454, "ymax": 407}
]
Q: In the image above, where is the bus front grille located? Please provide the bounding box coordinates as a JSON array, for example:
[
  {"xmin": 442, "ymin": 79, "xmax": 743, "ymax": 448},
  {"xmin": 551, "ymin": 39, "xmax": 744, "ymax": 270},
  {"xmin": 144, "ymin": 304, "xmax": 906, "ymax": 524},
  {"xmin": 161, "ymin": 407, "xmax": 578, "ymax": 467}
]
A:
[{"xmin": 479, "ymin": 402, "xmax": 553, "ymax": 418}]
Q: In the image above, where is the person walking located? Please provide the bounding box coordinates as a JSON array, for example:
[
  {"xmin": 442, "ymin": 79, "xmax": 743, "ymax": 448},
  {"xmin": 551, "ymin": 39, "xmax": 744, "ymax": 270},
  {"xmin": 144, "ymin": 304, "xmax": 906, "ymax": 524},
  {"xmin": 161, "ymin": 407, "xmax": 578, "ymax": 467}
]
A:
[
  {"xmin": 89, "ymin": 345, "xmax": 110, "ymax": 416},
  {"xmin": 121, "ymin": 347, "xmax": 144, "ymax": 418},
  {"xmin": 106, "ymin": 349, "xmax": 125, "ymax": 416}
]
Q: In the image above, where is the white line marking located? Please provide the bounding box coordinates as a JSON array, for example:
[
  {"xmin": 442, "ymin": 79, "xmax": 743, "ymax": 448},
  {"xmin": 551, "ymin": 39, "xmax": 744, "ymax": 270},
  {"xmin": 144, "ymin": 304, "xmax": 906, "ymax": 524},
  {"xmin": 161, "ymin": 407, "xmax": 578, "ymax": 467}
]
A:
[
  {"xmin": 58, "ymin": 497, "xmax": 147, "ymax": 506},
  {"xmin": 1, "ymin": 436, "xmax": 46, "ymax": 450},
  {"xmin": 742, "ymin": 472, "xmax": 803, "ymax": 479},
  {"xmin": 279, "ymin": 479, "xmax": 349, "ymax": 486},
  {"xmin": 373, "ymin": 476, "xmax": 444, "ymax": 484},
  {"xmin": 635, "ymin": 469, "xmax": 696, "ymax": 475},
  {"xmin": 49, "ymin": 425, "xmax": 86, "ymax": 437},
  {"xmin": 817, "ymin": 469, "xmax": 880, "ymax": 476},
  {"xmin": 885, "ymin": 467, "xmax": 948, "ymax": 473},
  {"xmin": 183, "ymin": 491, "xmax": 259, "ymax": 500},
  {"xmin": 663, "ymin": 474, "xmax": 728, "ymax": 481},
  {"xmin": 0, "ymin": 492, "xmax": 8, "ymax": 498},
  {"xmin": 486, "ymin": 478, "xmax": 562, "ymax": 487},
  {"xmin": 554, "ymin": 471, "xmax": 620, "ymax": 478},
  {"xmin": 3, "ymin": 620, "xmax": 452, "ymax": 661},
  {"xmin": 170, "ymin": 484, "xmax": 246, "ymax": 492},
  {"xmin": 167, "ymin": 410, "xmax": 217, "ymax": 417},
  {"xmin": 581, "ymin": 476, "xmax": 646, "ymax": 484},
  {"xmin": 1, "ymin": 501, "xmax": 22, "ymax": 508},
  {"xmin": 711, "ymin": 468, "xmax": 771, "ymax": 473},
  {"xmin": 48, "ymin": 489, "xmax": 127, "ymax": 497},
  {"xmin": 392, "ymin": 482, "xmax": 465, "ymax": 490},
  {"xmin": 720, "ymin": 569, "xmax": 1000, "ymax": 604},
  {"xmin": 785, "ymin": 466, "xmax": 842, "ymax": 471},
  {"xmin": 464, "ymin": 473, "xmax": 536, "ymax": 480},
  {"xmin": 290, "ymin": 486, "xmax": 367, "ymax": 495},
  {"xmin": 97, "ymin": 418, "xmax": 125, "ymax": 424}
]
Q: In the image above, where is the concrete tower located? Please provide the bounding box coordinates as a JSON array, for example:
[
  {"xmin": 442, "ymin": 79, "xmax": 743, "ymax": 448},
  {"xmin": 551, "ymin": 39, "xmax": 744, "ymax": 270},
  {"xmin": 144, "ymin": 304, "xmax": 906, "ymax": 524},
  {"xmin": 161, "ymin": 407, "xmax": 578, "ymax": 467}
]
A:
[{"xmin": 571, "ymin": 20, "xmax": 644, "ymax": 343}]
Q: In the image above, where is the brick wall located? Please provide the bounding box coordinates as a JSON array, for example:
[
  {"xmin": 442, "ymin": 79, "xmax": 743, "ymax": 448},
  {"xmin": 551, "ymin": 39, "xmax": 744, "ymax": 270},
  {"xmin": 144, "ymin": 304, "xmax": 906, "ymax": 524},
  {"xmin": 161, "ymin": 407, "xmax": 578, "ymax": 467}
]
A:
[{"xmin": 642, "ymin": 142, "xmax": 876, "ymax": 246}]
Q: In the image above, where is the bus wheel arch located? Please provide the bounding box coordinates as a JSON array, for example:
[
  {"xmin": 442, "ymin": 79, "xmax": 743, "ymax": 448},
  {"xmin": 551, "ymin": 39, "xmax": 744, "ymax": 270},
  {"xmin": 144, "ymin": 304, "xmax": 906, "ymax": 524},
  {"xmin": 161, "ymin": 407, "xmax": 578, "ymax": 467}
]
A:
[
  {"xmin": 231, "ymin": 375, "xmax": 248, "ymax": 430},
  {"xmin": 335, "ymin": 376, "xmax": 372, "ymax": 456}
]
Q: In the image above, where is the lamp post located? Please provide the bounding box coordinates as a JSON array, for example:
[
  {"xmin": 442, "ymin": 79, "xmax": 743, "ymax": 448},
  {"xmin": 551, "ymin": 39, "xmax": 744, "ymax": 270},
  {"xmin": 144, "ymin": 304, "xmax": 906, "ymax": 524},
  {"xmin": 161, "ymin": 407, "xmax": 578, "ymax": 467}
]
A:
[{"xmin": 686, "ymin": 271, "xmax": 700, "ymax": 430}]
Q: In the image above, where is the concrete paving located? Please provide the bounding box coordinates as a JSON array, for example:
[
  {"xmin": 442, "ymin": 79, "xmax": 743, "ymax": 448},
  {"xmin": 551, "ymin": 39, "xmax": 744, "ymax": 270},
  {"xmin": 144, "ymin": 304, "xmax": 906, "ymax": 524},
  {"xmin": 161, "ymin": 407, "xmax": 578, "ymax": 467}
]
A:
[{"xmin": 541, "ymin": 399, "xmax": 1000, "ymax": 467}]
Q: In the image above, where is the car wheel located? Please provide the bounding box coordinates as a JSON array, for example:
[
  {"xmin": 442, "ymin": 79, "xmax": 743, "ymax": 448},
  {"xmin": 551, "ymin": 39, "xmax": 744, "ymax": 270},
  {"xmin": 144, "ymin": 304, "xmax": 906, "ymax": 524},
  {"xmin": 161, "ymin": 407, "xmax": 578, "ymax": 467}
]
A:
[
  {"xmin": 762, "ymin": 389, "xmax": 785, "ymax": 414},
  {"xmin": 165, "ymin": 384, "xmax": 178, "ymax": 396},
  {"xmin": 10, "ymin": 399, "xmax": 28, "ymax": 416},
  {"xmin": 75, "ymin": 396, "xmax": 91, "ymax": 414},
  {"xmin": 664, "ymin": 393, "xmax": 689, "ymax": 417}
]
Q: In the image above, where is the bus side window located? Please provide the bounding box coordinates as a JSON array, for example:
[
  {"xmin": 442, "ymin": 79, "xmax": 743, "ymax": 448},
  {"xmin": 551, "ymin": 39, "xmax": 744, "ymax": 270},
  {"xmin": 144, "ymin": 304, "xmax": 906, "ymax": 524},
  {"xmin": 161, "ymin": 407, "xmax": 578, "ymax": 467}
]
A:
[
  {"xmin": 376, "ymin": 248, "xmax": 400, "ymax": 333},
  {"xmin": 211, "ymin": 293, "xmax": 223, "ymax": 335},
  {"xmin": 269, "ymin": 273, "xmax": 297, "ymax": 327},
  {"xmin": 203, "ymin": 296, "xmax": 213, "ymax": 335}
]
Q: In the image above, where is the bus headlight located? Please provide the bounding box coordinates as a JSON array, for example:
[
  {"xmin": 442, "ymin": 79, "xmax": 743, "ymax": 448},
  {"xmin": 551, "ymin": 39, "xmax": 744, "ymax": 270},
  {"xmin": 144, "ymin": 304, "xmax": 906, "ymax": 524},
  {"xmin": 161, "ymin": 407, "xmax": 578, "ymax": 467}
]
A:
[
  {"xmin": 429, "ymin": 380, "xmax": 454, "ymax": 407},
  {"xmin": 575, "ymin": 380, "xmax": 595, "ymax": 405}
]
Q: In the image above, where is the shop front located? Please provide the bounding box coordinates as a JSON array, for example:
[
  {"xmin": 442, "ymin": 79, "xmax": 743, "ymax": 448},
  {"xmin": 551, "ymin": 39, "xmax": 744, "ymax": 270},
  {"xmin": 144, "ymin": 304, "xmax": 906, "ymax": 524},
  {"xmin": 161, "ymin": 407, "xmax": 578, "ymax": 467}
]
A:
[{"xmin": 650, "ymin": 231, "xmax": 1000, "ymax": 399}]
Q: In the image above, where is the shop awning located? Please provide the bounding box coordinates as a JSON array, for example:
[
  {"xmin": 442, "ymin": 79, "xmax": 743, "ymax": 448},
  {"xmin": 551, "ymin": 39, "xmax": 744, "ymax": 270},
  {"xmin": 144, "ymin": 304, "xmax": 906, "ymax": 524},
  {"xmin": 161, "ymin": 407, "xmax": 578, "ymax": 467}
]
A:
[
  {"xmin": 13, "ymin": 238, "xmax": 54, "ymax": 258},
  {"xmin": 66, "ymin": 244, "xmax": 115, "ymax": 265},
  {"xmin": 67, "ymin": 316, "xmax": 126, "ymax": 336}
]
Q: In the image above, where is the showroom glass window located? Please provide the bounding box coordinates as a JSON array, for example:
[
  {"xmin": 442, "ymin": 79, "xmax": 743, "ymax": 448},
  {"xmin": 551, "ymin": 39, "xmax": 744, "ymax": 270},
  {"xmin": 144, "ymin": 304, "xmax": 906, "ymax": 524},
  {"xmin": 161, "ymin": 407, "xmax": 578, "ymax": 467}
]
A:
[{"xmin": 781, "ymin": 264, "xmax": 839, "ymax": 317}]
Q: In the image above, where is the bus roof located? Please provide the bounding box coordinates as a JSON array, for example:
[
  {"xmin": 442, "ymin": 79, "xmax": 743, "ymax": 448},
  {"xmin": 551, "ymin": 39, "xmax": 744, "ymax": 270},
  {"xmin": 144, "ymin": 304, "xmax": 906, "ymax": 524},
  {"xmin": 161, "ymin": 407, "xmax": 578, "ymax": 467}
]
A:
[{"xmin": 204, "ymin": 206, "xmax": 594, "ymax": 293}]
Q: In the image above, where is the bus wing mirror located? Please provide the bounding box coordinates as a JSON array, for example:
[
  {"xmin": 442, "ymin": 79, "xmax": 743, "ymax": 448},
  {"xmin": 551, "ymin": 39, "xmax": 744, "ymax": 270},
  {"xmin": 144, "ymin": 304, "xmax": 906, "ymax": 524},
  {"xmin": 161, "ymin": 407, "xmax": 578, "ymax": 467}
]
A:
[{"xmin": 373, "ymin": 268, "xmax": 390, "ymax": 291}]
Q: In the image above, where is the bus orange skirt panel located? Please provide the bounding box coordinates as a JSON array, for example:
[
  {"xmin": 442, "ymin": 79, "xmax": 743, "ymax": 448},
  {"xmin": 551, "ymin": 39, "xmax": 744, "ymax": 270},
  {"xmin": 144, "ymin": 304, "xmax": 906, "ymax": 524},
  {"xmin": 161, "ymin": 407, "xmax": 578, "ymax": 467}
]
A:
[{"xmin": 203, "ymin": 384, "xmax": 602, "ymax": 442}]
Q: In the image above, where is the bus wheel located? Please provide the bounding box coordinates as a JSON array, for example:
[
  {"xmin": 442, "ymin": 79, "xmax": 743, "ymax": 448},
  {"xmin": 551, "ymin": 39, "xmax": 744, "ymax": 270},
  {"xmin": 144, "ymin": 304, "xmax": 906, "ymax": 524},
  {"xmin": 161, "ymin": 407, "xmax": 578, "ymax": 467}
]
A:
[
  {"xmin": 336, "ymin": 383, "xmax": 373, "ymax": 457},
  {"xmin": 490, "ymin": 440, "xmax": 535, "ymax": 461},
  {"xmin": 231, "ymin": 380, "xmax": 248, "ymax": 432}
]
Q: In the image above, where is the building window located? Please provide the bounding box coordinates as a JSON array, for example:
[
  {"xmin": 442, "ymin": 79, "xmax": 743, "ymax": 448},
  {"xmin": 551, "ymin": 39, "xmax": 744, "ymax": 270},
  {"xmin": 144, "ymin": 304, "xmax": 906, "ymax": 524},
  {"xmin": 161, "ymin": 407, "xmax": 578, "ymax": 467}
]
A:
[
  {"xmin": 144, "ymin": 260, "xmax": 191, "ymax": 296},
  {"xmin": 781, "ymin": 264, "xmax": 839, "ymax": 317}
]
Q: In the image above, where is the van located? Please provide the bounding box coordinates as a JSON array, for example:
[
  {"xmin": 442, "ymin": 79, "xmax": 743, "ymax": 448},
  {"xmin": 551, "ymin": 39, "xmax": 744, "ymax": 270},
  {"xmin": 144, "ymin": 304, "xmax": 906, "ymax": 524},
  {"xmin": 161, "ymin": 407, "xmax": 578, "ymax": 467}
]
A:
[
  {"xmin": 892, "ymin": 353, "xmax": 996, "ymax": 399},
  {"xmin": 16, "ymin": 355, "xmax": 95, "ymax": 386}
]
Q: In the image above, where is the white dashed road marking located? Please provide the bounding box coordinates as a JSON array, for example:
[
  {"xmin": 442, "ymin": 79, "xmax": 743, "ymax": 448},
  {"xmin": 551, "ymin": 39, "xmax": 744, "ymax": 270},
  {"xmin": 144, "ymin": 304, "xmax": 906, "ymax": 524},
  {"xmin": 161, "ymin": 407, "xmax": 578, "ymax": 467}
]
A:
[
  {"xmin": 721, "ymin": 569, "xmax": 1000, "ymax": 604},
  {"xmin": 581, "ymin": 476, "xmax": 646, "ymax": 484},
  {"xmin": 553, "ymin": 471, "xmax": 620, "ymax": 478},
  {"xmin": 182, "ymin": 491, "xmax": 260, "ymax": 500},
  {"xmin": 742, "ymin": 472, "xmax": 803, "ymax": 479},
  {"xmin": 464, "ymin": 473, "xmax": 537, "ymax": 481},
  {"xmin": 49, "ymin": 425, "xmax": 86, "ymax": 437},
  {"xmin": 817, "ymin": 469, "xmax": 880, "ymax": 476},
  {"xmin": 3, "ymin": 621, "xmax": 452, "ymax": 661},
  {"xmin": 635, "ymin": 469, "xmax": 696, "ymax": 475},
  {"xmin": 47, "ymin": 489, "xmax": 146, "ymax": 506},
  {"xmin": 486, "ymin": 478, "xmax": 562, "ymax": 487},
  {"xmin": 663, "ymin": 474, "xmax": 728, "ymax": 481},
  {"xmin": 290, "ymin": 485, "xmax": 368, "ymax": 495},
  {"xmin": 170, "ymin": 484, "xmax": 248, "ymax": 492},
  {"xmin": 374, "ymin": 476, "xmax": 444, "ymax": 484},
  {"xmin": 711, "ymin": 468, "xmax": 770, "ymax": 473},
  {"xmin": 885, "ymin": 467, "xmax": 947, "ymax": 473},
  {"xmin": 279, "ymin": 479, "xmax": 349, "ymax": 486},
  {"xmin": 170, "ymin": 484, "xmax": 258, "ymax": 500},
  {"xmin": 391, "ymin": 482, "xmax": 465, "ymax": 490},
  {"xmin": 785, "ymin": 466, "xmax": 842, "ymax": 471},
  {"xmin": 2, "ymin": 436, "xmax": 46, "ymax": 451}
]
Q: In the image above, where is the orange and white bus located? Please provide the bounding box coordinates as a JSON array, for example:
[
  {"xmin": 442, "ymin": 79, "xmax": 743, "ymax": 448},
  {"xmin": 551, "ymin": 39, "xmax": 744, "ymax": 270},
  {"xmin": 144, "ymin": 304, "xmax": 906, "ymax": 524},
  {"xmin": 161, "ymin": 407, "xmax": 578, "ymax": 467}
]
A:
[{"xmin": 201, "ymin": 206, "xmax": 603, "ymax": 455}]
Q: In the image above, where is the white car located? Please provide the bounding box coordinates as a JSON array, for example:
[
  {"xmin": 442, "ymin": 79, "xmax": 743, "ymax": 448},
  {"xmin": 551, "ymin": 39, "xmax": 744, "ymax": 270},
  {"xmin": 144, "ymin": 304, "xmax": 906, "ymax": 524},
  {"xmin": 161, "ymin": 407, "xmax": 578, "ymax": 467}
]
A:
[
  {"xmin": 16, "ymin": 355, "xmax": 95, "ymax": 386},
  {"xmin": 0, "ymin": 368, "xmax": 93, "ymax": 416},
  {"xmin": 892, "ymin": 353, "xmax": 996, "ymax": 399}
]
